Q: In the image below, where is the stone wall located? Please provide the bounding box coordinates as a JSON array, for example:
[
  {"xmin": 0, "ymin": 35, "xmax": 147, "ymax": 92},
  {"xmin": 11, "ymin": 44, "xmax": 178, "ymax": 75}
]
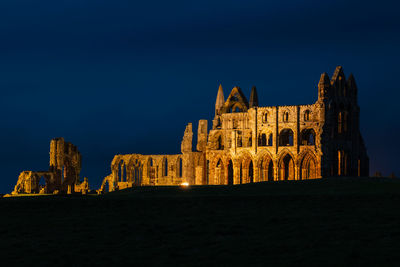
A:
[
  {"xmin": 98, "ymin": 66, "xmax": 369, "ymax": 193},
  {"xmin": 10, "ymin": 138, "xmax": 89, "ymax": 195}
]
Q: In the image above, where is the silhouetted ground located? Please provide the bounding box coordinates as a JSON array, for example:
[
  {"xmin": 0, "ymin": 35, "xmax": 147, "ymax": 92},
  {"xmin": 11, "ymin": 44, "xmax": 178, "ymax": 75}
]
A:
[{"xmin": 1, "ymin": 177, "xmax": 400, "ymax": 266}]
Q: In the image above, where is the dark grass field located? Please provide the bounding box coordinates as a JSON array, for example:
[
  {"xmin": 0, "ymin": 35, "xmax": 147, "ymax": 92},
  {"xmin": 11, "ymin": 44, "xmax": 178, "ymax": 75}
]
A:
[{"xmin": 1, "ymin": 177, "xmax": 400, "ymax": 266}]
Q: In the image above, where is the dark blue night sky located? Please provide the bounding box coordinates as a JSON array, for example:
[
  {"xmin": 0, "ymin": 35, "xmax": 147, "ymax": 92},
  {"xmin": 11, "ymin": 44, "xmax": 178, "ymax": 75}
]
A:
[{"xmin": 0, "ymin": 0, "xmax": 399, "ymax": 193}]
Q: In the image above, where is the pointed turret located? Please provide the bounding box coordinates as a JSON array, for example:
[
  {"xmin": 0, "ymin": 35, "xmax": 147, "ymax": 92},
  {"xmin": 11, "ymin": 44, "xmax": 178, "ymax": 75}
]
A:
[
  {"xmin": 215, "ymin": 84, "xmax": 225, "ymax": 115},
  {"xmin": 331, "ymin": 66, "xmax": 347, "ymax": 97},
  {"xmin": 249, "ymin": 86, "xmax": 259, "ymax": 108},
  {"xmin": 347, "ymin": 73, "xmax": 358, "ymax": 101},
  {"xmin": 347, "ymin": 73, "xmax": 356, "ymax": 89},
  {"xmin": 318, "ymin": 72, "xmax": 331, "ymax": 99}
]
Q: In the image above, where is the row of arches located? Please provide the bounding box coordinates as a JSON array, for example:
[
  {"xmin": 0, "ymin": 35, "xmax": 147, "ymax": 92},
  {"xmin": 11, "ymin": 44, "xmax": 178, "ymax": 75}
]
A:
[
  {"xmin": 209, "ymin": 151, "xmax": 318, "ymax": 185},
  {"xmin": 114, "ymin": 156, "xmax": 183, "ymax": 185},
  {"xmin": 215, "ymin": 128, "xmax": 316, "ymax": 149},
  {"xmin": 262, "ymin": 110, "xmax": 313, "ymax": 123}
]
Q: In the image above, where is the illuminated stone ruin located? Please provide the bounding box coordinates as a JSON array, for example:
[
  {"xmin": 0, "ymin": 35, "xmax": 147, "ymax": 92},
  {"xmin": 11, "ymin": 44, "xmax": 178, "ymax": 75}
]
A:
[
  {"xmin": 98, "ymin": 66, "xmax": 369, "ymax": 193},
  {"xmin": 10, "ymin": 137, "xmax": 89, "ymax": 195}
]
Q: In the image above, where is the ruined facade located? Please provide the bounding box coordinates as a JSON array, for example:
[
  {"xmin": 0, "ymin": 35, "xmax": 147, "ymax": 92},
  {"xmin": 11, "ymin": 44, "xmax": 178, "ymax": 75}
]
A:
[
  {"xmin": 99, "ymin": 66, "xmax": 369, "ymax": 192},
  {"xmin": 10, "ymin": 138, "xmax": 89, "ymax": 195}
]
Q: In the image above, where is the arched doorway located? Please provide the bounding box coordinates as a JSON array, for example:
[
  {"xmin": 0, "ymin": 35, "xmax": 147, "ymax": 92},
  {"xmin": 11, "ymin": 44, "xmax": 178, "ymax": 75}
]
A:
[
  {"xmin": 215, "ymin": 159, "xmax": 224, "ymax": 185},
  {"xmin": 240, "ymin": 153, "xmax": 253, "ymax": 184},
  {"xmin": 258, "ymin": 156, "xmax": 274, "ymax": 182},
  {"xmin": 279, "ymin": 154, "xmax": 295, "ymax": 180},
  {"xmin": 227, "ymin": 160, "xmax": 233, "ymax": 185},
  {"xmin": 300, "ymin": 153, "xmax": 317, "ymax": 179}
]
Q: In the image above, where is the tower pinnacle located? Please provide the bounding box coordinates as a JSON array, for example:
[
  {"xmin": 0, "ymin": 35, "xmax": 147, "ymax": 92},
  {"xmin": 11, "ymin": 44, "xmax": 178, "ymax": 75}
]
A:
[
  {"xmin": 249, "ymin": 86, "xmax": 259, "ymax": 108},
  {"xmin": 215, "ymin": 84, "xmax": 225, "ymax": 115}
]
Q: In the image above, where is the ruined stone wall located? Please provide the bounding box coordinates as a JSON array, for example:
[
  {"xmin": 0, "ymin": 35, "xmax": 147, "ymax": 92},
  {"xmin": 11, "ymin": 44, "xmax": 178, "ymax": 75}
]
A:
[
  {"xmin": 99, "ymin": 66, "xmax": 369, "ymax": 192},
  {"xmin": 318, "ymin": 67, "xmax": 369, "ymax": 177},
  {"xmin": 99, "ymin": 120, "xmax": 208, "ymax": 193},
  {"xmin": 205, "ymin": 66, "xmax": 368, "ymax": 185},
  {"xmin": 206, "ymin": 102, "xmax": 322, "ymax": 185},
  {"xmin": 10, "ymin": 138, "xmax": 88, "ymax": 195}
]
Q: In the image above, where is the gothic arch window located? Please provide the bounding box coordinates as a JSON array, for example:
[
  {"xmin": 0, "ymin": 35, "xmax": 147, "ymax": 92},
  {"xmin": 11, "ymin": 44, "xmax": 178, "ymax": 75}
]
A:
[
  {"xmin": 279, "ymin": 154, "xmax": 295, "ymax": 180},
  {"xmin": 147, "ymin": 158, "xmax": 155, "ymax": 180},
  {"xmin": 217, "ymin": 135, "xmax": 223, "ymax": 150},
  {"xmin": 304, "ymin": 110, "xmax": 311, "ymax": 121},
  {"xmin": 263, "ymin": 112, "xmax": 268, "ymax": 123},
  {"xmin": 216, "ymin": 117, "xmax": 221, "ymax": 128},
  {"xmin": 163, "ymin": 158, "xmax": 168, "ymax": 177},
  {"xmin": 300, "ymin": 154, "xmax": 317, "ymax": 180},
  {"xmin": 177, "ymin": 158, "xmax": 183, "ymax": 178},
  {"xmin": 300, "ymin": 129, "xmax": 316, "ymax": 145},
  {"xmin": 231, "ymin": 103, "xmax": 243, "ymax": 113},
  {"xmin": 258, "ymin": 133, "xmax": 267, "ymax": 146},
  {"xmin": 279, "ymin": 129, "xmax": 294, "ymax": 146},
  {"xmin": 267, "ymin": 134, "xmax": 273, "ymax": 146},
  {"xmin": 283, "ymin": 111, "xmax": 289, "ymax": 122}
]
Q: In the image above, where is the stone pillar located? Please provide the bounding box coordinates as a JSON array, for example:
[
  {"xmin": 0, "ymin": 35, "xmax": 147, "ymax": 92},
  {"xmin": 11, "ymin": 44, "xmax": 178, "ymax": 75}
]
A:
[
  {"xmin": 274, "ymin": 163, "xmax": 279, "ymax": 181},
  {"xmin": 255, "ymin": 166, "xmax": 260, "ymax": 183},
  {"xmin": 215, "ymin": 167, "xmax": 221, "ymax": 185},
  {"xmin": 181, "ymin": 123, "xmax": 193, "ymax": 153},
  {"xmin": 234, "ymin": 166, "xmax": 240, "ymax": 184},
  {"xmin": 195, "ymin": 166, "xmax": 203, "ymax": 185},
  {"xmin": 197, "ymin": 120, "xmax": 208, "ymax": 152}
]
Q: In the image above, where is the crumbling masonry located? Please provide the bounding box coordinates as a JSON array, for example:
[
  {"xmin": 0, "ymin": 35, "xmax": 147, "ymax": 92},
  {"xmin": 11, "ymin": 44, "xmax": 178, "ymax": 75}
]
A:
[
  {"xmin": 98, "ymin": 66, "xmax": 369, "ymax": 193},
  {"xmin": 11, "ymin": 137, "xmax": 89, "ymax": 195}
]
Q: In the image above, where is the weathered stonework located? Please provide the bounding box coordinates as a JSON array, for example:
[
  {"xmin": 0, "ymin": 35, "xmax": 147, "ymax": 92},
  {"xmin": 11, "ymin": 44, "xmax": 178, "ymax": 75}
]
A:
[
  {"xmin": 10, "ymin": 138, "xmax": 89, "ymax": 195},
  {"xmin": 98, "ymin": 66, "xmax": 369, "ymax": 193}
]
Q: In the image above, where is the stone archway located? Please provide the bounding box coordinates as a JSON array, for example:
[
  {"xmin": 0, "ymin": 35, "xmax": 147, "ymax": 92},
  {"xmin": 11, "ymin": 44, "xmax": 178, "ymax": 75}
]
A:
[
  {"xmin": 300, "ymin": 153, "xmax": 317, "ymax": 180},
  {"xmin": 279, "ymin": 154, "xmax": 295, "ymax": 180},
  {"xmin": 238, "ymin": 153, "xmax": 253, "ymax": 184},
  {"xmin": 257, "ymin": 153, "xmax": 274, "ymax": 182},
  {"xmin": 215, "ymin": 159, "xmax": 225, "ymax": 185}
]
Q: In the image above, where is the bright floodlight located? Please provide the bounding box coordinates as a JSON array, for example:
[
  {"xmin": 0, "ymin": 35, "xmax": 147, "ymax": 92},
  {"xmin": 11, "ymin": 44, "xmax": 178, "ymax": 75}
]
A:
[{"xmin": 180, "ymin": 182, "xmax": 189, "ymax": 187}]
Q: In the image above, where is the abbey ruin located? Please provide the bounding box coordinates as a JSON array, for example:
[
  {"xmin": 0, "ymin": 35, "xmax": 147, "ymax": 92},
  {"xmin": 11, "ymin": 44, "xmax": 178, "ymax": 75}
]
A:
[
  {"xmin": 98, "ymin": 66, "xmax": 369, "ymax": 193},
  {"xmin": 8, "ymin": 66, "xmax": 369, "ymax": 195},
  {"xmin": 10, "ymin": 137, "xmax": 89, "ymax": 195}
]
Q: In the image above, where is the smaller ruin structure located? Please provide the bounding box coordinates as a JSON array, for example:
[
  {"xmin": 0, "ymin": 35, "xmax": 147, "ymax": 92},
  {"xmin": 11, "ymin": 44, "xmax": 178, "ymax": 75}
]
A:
[{"xmin": 10, "ymin": 138, "xmax": 89, "ymax": 195}]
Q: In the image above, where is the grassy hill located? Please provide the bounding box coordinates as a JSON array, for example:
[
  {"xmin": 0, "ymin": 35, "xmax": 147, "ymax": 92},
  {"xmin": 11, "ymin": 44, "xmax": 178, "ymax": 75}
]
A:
[{"xmin": 1, "ymin": 177, "xmax": 400, "ymax": 266}]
